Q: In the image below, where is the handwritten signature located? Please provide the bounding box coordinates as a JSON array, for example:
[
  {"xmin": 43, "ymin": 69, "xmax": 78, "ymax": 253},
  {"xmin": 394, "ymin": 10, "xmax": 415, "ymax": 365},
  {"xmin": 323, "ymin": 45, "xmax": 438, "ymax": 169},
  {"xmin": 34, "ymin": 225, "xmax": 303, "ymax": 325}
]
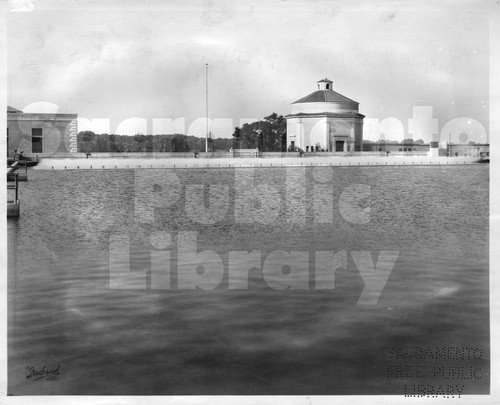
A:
[{"xmin": 26, "ymin": 365, "xmax": 61, "ymax": 381}]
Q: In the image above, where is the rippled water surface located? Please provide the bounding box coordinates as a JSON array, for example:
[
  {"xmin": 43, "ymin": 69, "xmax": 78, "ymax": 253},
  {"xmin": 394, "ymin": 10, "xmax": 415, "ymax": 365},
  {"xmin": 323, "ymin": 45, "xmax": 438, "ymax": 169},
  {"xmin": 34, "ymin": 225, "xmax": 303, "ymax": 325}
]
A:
[{"xmin": 8, "ymin": 165, "xmax": 489, "ymax": 395}]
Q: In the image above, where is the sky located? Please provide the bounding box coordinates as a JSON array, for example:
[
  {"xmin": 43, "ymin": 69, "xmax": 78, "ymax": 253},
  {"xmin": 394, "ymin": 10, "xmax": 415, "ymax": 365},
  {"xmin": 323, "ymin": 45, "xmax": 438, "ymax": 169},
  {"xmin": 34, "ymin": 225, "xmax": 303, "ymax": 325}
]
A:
[{"xmin": 5, "ymin": 0, "xmax": 497, "ymax": 142}]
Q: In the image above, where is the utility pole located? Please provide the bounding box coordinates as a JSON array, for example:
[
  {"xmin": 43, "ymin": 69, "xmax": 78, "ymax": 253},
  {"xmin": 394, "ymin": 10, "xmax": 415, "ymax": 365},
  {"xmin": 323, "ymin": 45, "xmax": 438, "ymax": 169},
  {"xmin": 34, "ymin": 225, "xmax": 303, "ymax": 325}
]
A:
[{"xmin": 206, "ymin": 63, "xmax": 208, "ymax": 153}]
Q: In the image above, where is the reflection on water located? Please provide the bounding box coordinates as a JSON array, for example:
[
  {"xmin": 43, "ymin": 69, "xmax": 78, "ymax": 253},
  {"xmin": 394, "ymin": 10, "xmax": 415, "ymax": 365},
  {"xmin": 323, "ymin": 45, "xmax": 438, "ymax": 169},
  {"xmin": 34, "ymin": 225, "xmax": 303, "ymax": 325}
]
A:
[{"xmin": 8, "ymin": 165, "xmax": 489, "ymax": 395}]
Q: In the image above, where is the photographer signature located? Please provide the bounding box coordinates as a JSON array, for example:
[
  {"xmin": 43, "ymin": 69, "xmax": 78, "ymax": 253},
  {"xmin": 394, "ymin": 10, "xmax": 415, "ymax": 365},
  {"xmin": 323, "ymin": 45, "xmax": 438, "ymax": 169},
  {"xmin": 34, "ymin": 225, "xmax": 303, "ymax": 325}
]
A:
[{"xmin": 26, "ymin": 365, "xmax": 61, "ymax": 381}]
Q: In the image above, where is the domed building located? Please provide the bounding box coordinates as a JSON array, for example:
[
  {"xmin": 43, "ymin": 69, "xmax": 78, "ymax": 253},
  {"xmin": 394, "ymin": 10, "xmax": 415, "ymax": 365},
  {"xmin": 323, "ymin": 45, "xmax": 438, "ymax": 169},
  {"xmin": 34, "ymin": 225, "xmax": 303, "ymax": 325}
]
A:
[{"xmin": 286, "ymin": 78, "xmax": 364, "ymax": 152}]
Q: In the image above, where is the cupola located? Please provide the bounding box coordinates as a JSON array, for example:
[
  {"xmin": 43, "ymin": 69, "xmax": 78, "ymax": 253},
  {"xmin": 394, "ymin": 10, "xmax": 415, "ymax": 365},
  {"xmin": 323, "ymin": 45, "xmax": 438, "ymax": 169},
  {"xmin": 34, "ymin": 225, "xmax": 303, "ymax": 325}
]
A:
[{"xmin": 317, "ymin": 78, "xmax": 333, "ymax": 91}]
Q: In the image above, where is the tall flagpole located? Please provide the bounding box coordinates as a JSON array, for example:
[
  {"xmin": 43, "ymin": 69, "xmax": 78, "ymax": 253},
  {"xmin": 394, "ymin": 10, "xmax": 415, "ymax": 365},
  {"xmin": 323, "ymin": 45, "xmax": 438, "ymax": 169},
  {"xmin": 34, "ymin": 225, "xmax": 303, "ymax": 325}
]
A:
[{"xmin": 205, "ymin": 63, "xmax": 208, "ymax": 153}]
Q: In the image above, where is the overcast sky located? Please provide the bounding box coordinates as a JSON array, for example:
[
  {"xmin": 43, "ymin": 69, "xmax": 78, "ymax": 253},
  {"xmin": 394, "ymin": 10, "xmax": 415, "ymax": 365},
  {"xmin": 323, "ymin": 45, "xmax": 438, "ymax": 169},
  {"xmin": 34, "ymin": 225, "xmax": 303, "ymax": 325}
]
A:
[{"xmin": 6, "ymin": 0, "xmax": 495, "ymax": 141}]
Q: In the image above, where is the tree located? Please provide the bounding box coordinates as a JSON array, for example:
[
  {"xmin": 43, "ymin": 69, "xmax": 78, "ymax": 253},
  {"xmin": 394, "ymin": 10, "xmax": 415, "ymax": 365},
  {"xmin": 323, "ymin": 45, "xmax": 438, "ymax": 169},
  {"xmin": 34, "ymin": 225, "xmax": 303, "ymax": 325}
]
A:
[
  {"xmin": 280, "ymin": 131, "xmax": 287, "ymax": 152},
  {"xmin": 257, "ymin": 129, "xmax": 263, "ymax": 152},
  {"xmin": 96, "ymin": 134, "xmax": 110, "ymax": 152},
  {"xmin": 414, "ymin": 139, "xmax": 424, "ymax": 145},
  {"xmin": 213, "ymin": 137, "xmax": 233, "ymax": 151},
  {"xmin": 153, "ymin": 135, "xmax": 164, "ymax": 152},
  {"xmin": 133, "ymin": 134, "xmax": 153, "ymax": 152},
  {"xmin": 263, "ymin": 113, "xmax": 286, "ymax": 152},
  {"xmin": 239, "ymin": 122, "xmax": 258, "ymax": 149},
  {"xmin": 79, "ymin": 130, "xmax": 96, "ymax": 153},
  {"xmin": 401, "ymin": 138, "xmax": 414, "ymax": 144},
  {"xmin": 232, "ymin": 127, "xmax": 241, "ymax": 149},
  {"xmin": 171, "ymin": 134, "xmax": 190, "ymax": 152},
  {"xmin": 232, "ymin": 113, "xmax": 287, "ymax": 151},
  {"xmin": 207, "ymin": 135, "xmax": 213, "ymax": 152},
  {"xmin": 133, "ymin": 134, "xmax": 146, "ymax": 152},
  {"xmin": 109, "ymin": 134, "xmax": 119, "ymax": 152}
]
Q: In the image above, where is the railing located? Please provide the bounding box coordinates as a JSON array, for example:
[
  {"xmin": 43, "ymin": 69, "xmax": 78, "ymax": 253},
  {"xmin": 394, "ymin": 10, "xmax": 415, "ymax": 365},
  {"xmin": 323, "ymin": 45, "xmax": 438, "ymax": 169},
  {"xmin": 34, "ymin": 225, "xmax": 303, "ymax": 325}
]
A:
[{"xmin": 22, "ymin": 151, "xmax": 483, "ymax": 160}]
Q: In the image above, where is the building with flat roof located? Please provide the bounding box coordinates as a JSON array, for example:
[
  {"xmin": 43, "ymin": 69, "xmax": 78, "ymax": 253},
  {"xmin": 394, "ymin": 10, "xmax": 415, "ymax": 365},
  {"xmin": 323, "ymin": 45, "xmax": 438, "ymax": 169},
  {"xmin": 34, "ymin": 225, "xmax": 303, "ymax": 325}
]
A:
[
  {"xmin": 363, "ymin": 142, "xmax": 430, "ymax": 154},
  {"xmin": 286, "ymin": 78, "xmax": 364, "ymax": 152},
  {"xmin": 7, "ymin": 106, "xmax": 78, "ymax": 156},
  {"xmin": 447, "ymin": 143, "xmax": 489, "ymax": 157}
]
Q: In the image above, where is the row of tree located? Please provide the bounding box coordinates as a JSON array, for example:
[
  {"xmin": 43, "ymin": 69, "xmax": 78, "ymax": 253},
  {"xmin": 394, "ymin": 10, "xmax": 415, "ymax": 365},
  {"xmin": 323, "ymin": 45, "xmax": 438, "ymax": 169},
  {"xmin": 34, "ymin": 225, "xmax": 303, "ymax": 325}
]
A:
[
  {"xmin": 364, "ymin": 139, "xmax": 426, "ymax": 144},
  {"xmin": 78, "ymin": 132, "xmax": 235, "ymax": 153},
  {"xmin": 78, "ymin": 113, "xmax": 288, "ymax": 153}
]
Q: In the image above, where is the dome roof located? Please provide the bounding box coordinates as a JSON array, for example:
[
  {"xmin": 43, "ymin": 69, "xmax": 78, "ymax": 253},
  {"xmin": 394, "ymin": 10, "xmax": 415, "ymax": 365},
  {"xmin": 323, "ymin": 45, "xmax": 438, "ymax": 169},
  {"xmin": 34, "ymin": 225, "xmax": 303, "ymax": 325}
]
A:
[
  {"xmin": 289, "ymin": 78, "xmax": 361, "ymax": 115},
  {"xmin": 292, "ymin": 90, "xmax": 358, "ymax": 104}
]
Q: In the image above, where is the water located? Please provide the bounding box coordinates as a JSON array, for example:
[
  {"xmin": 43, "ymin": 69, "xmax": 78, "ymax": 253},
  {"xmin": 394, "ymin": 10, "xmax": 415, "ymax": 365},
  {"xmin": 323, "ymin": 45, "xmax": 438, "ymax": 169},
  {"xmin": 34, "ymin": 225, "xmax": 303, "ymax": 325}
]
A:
[{"xmin": 8, "ymin": 164, "xmax": 489, "ymax": 395}]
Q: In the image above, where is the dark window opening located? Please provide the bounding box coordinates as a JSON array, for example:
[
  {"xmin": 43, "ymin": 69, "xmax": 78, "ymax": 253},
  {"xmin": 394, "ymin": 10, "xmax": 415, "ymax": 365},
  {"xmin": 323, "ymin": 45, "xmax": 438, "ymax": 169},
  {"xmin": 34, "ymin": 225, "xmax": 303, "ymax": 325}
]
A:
[{"xmin": 32, "ymin": 128, "xmax": 43, "ymax": 153}]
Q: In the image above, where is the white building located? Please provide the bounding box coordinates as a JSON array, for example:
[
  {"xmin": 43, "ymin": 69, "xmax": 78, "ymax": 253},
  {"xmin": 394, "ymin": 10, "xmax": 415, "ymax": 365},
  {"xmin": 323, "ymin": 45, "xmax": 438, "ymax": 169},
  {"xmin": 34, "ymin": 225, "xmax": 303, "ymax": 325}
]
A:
[
  {"xmin": 7, "ymin": 106, "xmax": 78, "ymax": 155},
  {"xmin": 286, "ymin": 78, "xmax": 364, "ymax": 152}
]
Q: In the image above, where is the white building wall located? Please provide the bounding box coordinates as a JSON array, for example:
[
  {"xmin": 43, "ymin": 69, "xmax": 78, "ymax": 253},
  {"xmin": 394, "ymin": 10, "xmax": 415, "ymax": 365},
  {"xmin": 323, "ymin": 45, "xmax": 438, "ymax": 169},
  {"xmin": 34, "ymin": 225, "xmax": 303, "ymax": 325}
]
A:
[
  {"xmin": 310, "ymin": 118, "xmax": 329, "ymax": 150},
  {"xmin": 291, "ymin": 102, "xmax": 357, "ymax": 114},
  {"xmin": 286, "ymin": 118, "xmax": 299, "ymax": 149},
  {"xmin": 301, "ymin": 117, "xmax": 320, "ymax": 151}
]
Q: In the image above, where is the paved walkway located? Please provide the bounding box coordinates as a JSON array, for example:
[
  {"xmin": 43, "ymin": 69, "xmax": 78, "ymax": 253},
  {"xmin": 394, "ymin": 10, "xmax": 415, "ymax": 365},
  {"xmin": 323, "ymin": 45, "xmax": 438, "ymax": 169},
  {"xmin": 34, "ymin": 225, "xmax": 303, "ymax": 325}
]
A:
[{"xmin": 33, "ymin": 156, "xmax": 479, "ymax": 170}]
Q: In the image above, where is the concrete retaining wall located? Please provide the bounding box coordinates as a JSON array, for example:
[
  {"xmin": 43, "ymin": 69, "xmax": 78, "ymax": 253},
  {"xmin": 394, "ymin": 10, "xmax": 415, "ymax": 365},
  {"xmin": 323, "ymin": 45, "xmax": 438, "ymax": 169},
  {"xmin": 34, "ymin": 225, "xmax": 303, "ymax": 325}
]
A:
[{"xmin": 34, "ymin": 155, "xmax": 481, "ymax": 170}]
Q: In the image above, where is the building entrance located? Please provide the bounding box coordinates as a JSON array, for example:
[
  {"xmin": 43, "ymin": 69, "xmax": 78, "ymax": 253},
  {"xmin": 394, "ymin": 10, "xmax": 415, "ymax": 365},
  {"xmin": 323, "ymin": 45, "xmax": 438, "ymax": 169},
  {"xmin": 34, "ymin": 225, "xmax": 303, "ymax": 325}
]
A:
[{"xmin": 335, "ymin": 140, "xmax": 344, "ymax": 152}]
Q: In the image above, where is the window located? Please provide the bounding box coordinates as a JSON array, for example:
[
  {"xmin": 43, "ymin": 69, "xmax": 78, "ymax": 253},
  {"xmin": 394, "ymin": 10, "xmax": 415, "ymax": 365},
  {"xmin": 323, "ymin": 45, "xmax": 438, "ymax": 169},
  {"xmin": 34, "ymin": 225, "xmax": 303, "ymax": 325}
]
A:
[
  {"xmin": 326, "ymin": 84, "xmax": 330, "ymax": 90},
  {"xmin": 399, "ymin": 148, "xmax": 402, "ymax": 151},
  {"xmin": 32, "ymin": 128, "xmax": 42, "ymax": 153}
]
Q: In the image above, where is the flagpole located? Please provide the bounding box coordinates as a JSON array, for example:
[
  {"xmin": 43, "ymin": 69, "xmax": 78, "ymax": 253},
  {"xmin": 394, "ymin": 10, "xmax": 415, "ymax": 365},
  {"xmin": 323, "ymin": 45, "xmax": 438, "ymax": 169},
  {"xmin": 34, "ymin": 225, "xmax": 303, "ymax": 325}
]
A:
[{"xmin": 205, "ymin": 63, "xmax": 208, "ymax": 153}]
